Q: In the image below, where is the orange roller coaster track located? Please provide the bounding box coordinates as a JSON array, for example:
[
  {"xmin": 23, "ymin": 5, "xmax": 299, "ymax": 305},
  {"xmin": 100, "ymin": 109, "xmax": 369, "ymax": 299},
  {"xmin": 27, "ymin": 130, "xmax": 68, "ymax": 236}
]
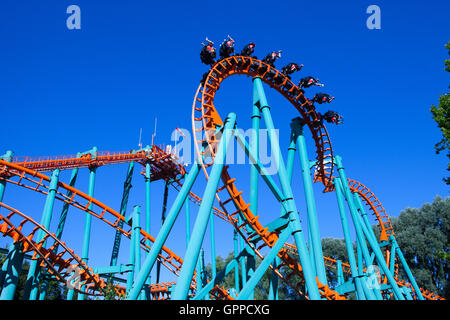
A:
[{"xmin": 0, "ymin": 53, "xmax": 444, "ymax": 301}]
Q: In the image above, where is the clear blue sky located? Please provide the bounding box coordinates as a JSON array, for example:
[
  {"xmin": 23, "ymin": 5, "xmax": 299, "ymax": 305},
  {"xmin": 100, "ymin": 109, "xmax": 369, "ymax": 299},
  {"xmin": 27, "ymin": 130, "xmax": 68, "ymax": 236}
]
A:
[{"xmin": 0, "ymin": 1, "xmax": 449, "ymax": 285}]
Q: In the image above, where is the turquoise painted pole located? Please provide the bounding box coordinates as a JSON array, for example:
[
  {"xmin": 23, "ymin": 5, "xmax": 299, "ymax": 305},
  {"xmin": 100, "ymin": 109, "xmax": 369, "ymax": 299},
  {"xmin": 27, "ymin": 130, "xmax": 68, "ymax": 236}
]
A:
[
  {"xmin": 110, "ymin": 161, "xmax": 135, "ymax": 267},
  {"xmin": 293, "ymin": 118, "xmax": 327, "ymax": 285},
  {"xmin": 247, "ymin": 88, "xmax": 260, "ymax": 300},
  {"xmin": 390, "ymin": 235, "xmax": 424, "ymax": 300},
  {"xmin": 238, "ymin": 216, "xmax": 247, "ymax": 289},
  {"xmin": 185, "ymin": 198, "xmax": 190, "ymax": 247},
  {"xmin": 253, "ymin": 77, "xmax": 320, "ymax": 299},
  {"xmin": 336, "ymin": 260, "xmax": 344, "ymax": 286},
  {"xmin": 156, "ymin": 181, "xmax": 170, "ymax": 283},
  {"xmin": 0, "ymin": 243, "xmax": 15, "ymax": 292},
  {"xmin": 127, "ymin": 161, "xmax": 201, "ymax": 300},
  {"xmin": 126, "ymin": 214, "xmax": 136, "ymax": 294},
  {"xmin": 172, "ymin": 113, "xmax": 237, "ymax": 300},
  {"xmin": 0, "ymin": 150, "xmax": 14, "ymax": 290},
  {"xmin": 131, "ymin": 205, "xmax": 145, "ymax": 299},
  {"xmin": 55, "ymin": 166, "xmax": 79, "ymax": 240},
  {"xmin": 0, "ymin": 242, "xmax": 24, "ymax": 300},
  {"xmin": 39, "ymin": 166, "xmax": 80, "ymax": 301},
  {"xmin": 334, "ymin": 178, "xmax": 368, "ymax": 300},
  {"xmin": 209, "ymin": 210, "xmax": 216, "ymax": 279},
  {"xmin": 196, "ymin": 251, "xmax": 203, "ymax": 296},
  {"xmin": 389, "ymin": 240, "xmax": 396, "ymax": 275},
  {"xmin": 267, "ymin": 131, "xmax": 299, "ymax": 301},
  {"xmin": 334, "ymin": 156, "xmax": 404, "ymax": 300},
  {"xmin": 79, "ymin": 159, "xmax": 97, "ymax": 300},
  {"xmin": 233, "ymin": 230, "xmax": 240, "ymax": 294},
  {"xmin": 199, "ymin": 249, "xmax": 207, "ymax": 288},
  {"xmin": 268, "ymin": 258, "xmax": 279, "ymax": 300},
  {"xmin": 23, "ymin": 169, "xmax": 60, "ymax": 300},
  {"xmin": 144, "ymin": 160, "xmax": 152, "ymax": 299},
  {"xmin": 238, "ymin": 228, "xmax": 291, "ymax": 299},
  {"xmin": 353, "ymin": 194, "xmax": 380, "ymax": 246}
]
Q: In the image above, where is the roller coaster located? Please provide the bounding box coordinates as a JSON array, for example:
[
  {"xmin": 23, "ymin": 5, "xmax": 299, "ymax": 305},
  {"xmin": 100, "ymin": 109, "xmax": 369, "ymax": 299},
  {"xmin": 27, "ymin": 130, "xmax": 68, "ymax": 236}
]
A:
[{"xmin": 0, "ymin": 50, "xmax": 445, "ymax": 300}]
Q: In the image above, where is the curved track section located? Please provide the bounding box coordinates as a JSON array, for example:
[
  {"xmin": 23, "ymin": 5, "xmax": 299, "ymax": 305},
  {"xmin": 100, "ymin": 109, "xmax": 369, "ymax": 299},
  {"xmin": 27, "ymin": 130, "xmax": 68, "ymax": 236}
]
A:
[
  {"xmin": 0, "ymin": 202, "xmax": 108, "ymax": 296},
  {"xmin": 192, "ymin": 56, "xmax": 334, "ymax": 191},
  {"xmin": 0, "ymin": 160, "xmax": 209, "ymax": 297},
  {"xmin": 192, "ymin": 56, "xmax": 345, "ymax": 300}
]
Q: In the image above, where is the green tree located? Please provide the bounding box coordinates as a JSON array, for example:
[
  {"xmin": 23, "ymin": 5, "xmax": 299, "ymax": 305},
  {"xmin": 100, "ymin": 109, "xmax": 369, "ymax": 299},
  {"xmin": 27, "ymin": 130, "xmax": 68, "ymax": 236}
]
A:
[
  {"xmin": 430, "ymin": 41, "xmax": 450, "ymax": 184},
  {"xmin": 390, "ymin": 196, "xmax": 449, "ymax": 298},
  {"xmin": 204, "ymin": 252, "xmax": 290, "ymax": 299}
]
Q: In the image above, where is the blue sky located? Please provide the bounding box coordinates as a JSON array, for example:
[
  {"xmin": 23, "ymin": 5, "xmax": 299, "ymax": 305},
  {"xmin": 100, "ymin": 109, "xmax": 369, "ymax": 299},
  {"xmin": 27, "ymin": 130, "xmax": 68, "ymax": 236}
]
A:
[{"xmin": 0, "ymin": 1, "xmax": 449, "ymax": 287}]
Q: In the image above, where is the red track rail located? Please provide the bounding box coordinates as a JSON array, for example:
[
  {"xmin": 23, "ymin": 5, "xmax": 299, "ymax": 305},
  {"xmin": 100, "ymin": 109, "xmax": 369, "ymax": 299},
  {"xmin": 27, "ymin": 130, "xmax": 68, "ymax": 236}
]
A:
[{"xmin": 10, "ymin": 145, "xmax": 186, "ymax": 182}]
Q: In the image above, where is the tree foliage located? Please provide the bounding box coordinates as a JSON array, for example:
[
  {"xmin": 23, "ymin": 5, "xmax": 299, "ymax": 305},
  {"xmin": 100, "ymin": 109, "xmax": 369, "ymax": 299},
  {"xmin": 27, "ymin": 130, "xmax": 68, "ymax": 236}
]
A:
[
  {"xmin": 430, "ymin": 41, "xmax": 450, "ymax": 184},
  {"xmin": 391, "ymin": 195, "xmax": 449, "ymax": 298}
]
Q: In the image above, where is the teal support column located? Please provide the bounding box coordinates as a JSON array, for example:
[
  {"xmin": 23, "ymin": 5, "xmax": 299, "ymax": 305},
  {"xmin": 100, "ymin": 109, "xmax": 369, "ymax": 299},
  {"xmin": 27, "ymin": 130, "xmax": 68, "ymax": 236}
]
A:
[
  {"xmin": 199, "ymin": 249, "xmax": 207, "ymax": 288},
  {"xmin": 336, "ymin": 260, "xmax": 344, "ymax": 286},
  {"xmin": 110, "ymin": 161, "xmax": 135, "ymax": 267},
  {"xmin": 334, "ymin": 156, "xmax": 404, "ymax": 300},
  {"xmin": 127, "ymin": 161, "xmax": 201, "ymax": 300},
  {"xmin": 293, "ymin": 117, "xmax": 327, "ymax": 285},
  {"xmin": 389, "ymin": 241, "xmax": 396, "ymax": 275},
  {"xmin": 172, "ymin": 113, "xmax": 237, "ymax": 300},
  {"xmin": 247, "ymin": 87, "xmax": 260, "ymax": 300},
  {"xmin": 233, "ymin": 230, "xmax": 240, "ymax": 294},
  {"xmin": 55, "ymin": 167, "xmax": 79, "ymax": 240},
  {"xmin": 185, "ymin": 198, "xmax": 190, "ymax": 247},
  {"xmin": 0, "ymin": 151, "xmax": 13, "ymax": 201},
  {"xmin": 238, "ymin": 228, "xmax": 291, "ymax": 300},
  {"xmin": 0, "ymin": 242, "xmax": 24, "ymax": 300},
  {"xmin": 126, "ymin": 213, "xmax": 136, "ymax": 294},
  {"xmin": 156, "ymin": 181, "xmax": 170, "ymax": 284},
  {"xmin": 39, "ymin": 166, "xmax": 80, "ymax": 301},
  {"xmin": 390, "ymin": 235, "xmax": 424, "ymax": 300},
  {"xmin": 23, "ymin": 169, "xmax": 60, "ymax": 300},
  {"xmin": 253, "ymin": 77, "xmax": 320, "ymax": 300},
  {"xmin": 78, "ymin": 157, "xmax": 97, "ymax": 300},
  {"xmin": 144, "ymin": 160, "xmax": 152, "ymax": 299},
  {"xmin": 0, "ymin": 150, "xmax": 14, "ymax": 290},
  {"xmin": 238, "ymin": 216, "xmax": 247, "ymax": 290},
  {"xmin": 131, "ymin": 205, "xmax": 145, "ymax": 300},
  {"xmin": 334, "ymin": 178, "xmax": 368, "ymax": 300},
  {"xmin": 268, "ymin": 258, "xmax": 279, "ymax": 300},
  {"xmin": 353, "ymin": 194, "xmax": 382, "ymax": 246},
  {"xmin": 267, "ymin": 128, "xmax": 297, "ymax": 301},
  {"xmin": 209, "ymin": 210, "xmax": 216, "ymax": 279}
]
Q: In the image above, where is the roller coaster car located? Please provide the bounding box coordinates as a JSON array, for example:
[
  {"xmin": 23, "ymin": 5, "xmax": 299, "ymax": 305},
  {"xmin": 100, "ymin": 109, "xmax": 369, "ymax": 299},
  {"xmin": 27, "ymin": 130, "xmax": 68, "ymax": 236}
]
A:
[
  {"xmin": 298, "ymin": 76, "xmax": 323, "ymax": 88},
  {"xmin": 321, "ymin": 110, "xmax": 343, "ymax": 125},
  {"xmin": 240, "ymin": 42, "xmax": 256, "ymax": 57},
  {"xmin": 200, "ymin": 38, "xmax": 217, "ymax": 66},
  {"xmin": 262, "ymin": 50, "xmax": 282, "ymax": 67},
  {"xmin": 281, "ymin": 63, "xmax": 304, "ymax": 79},
  {"xmin": 312, "ymin": 93, "xmax": 334, "ymax": 104},
  {"xmin": 219, "ymin": 35, "xmax": 235, "ymax": 60}
]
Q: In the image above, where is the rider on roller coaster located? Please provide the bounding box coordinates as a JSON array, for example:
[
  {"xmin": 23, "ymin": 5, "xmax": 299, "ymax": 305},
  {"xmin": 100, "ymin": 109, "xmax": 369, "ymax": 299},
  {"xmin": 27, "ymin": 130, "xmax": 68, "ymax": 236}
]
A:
[
  {"xmin": 281, "ymin": 63, "xmax": 304, "ymax": 79},
  {"xmin": 200, "ymin": 38, "xmax": 217, "ymax": 66},
  {"xmin": 312, "ymin": 93, "xmax": 335, "ymax": 104},
  {"xmin": 318, "ymin": 110, "xmax": 344, "ymax": 125},
  {"xmin": 219, "ymin": 35, "xmax": 235, "ymax": 59},
  {"xmin": 262, "ymin": 50, "xmax": 282, "ymax": 67},
  {"xmin": 240, "ymin": 42, "xmax": 256, "ymax": 57},
  {"xmin": 298, "ymin": 76, "xmax": 324, "ymax": 88}
]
